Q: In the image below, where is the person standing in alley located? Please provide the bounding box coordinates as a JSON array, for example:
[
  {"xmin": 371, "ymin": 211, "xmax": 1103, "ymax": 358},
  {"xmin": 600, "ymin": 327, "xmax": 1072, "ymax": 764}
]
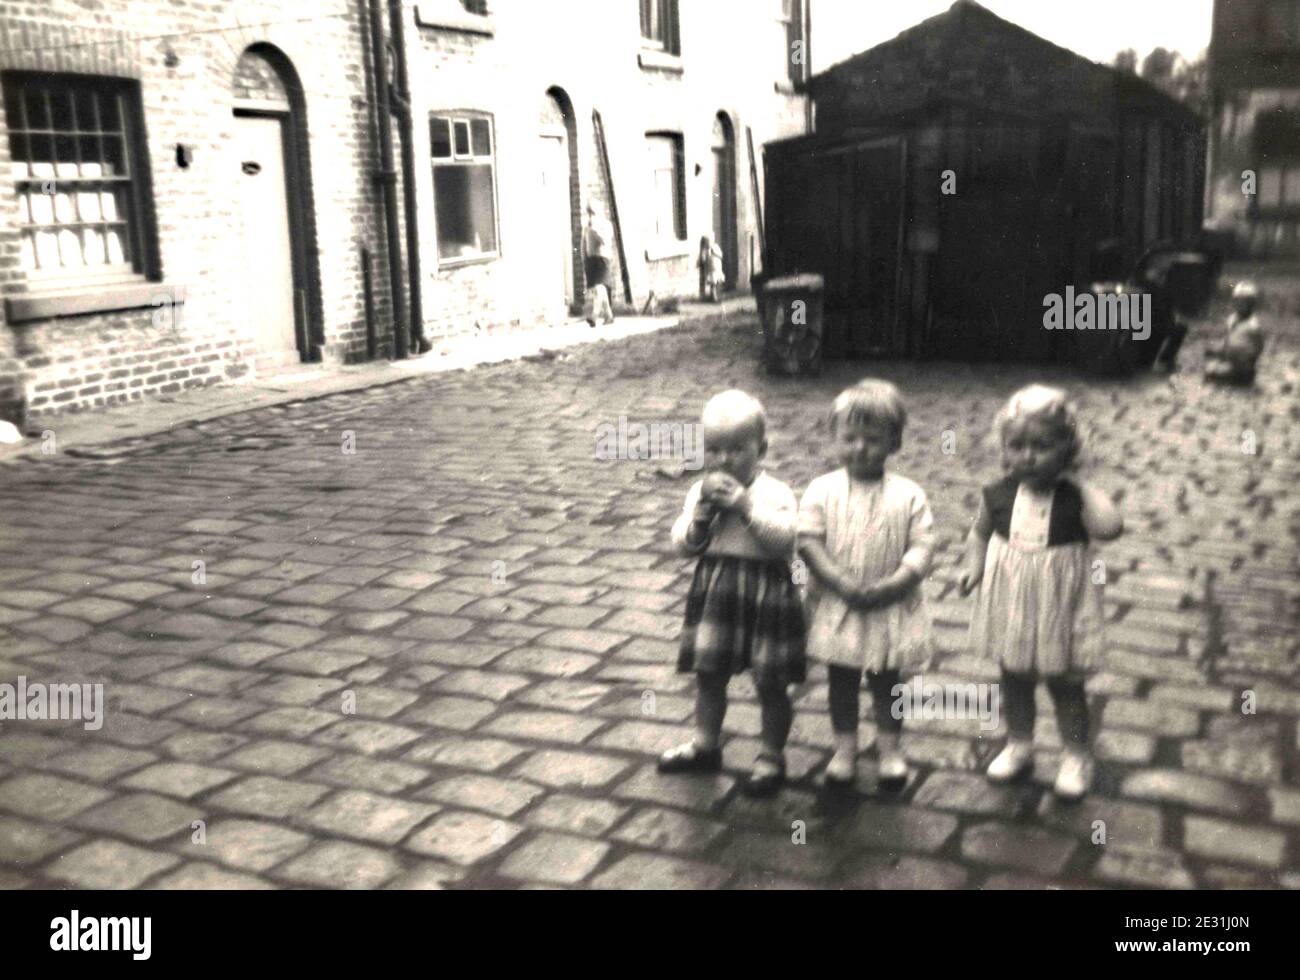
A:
[
  {"xmin": 1205, "ymin": 280, "xmax": 1267, "ymax": 385},
  {"xmin": 697, "ymin": 234, "xmax": 726, "ymax": 303},
  {"xmin": 584, "ymin": 202, "xmax": 616, "ymax": 327}
]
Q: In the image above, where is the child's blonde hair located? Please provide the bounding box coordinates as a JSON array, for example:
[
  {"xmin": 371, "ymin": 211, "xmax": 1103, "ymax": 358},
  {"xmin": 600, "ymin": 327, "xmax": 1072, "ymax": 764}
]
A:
[
  {"xmin": 701, "ymin": 389, "xmax": 766, "ymax": 442},
  {"xmin": 829, "ymin": 379, "xmax": 907, "ymax": 450},
  {"xmin": 994, "ymin": 384, "xmax": 1081, "ymax": 467}
]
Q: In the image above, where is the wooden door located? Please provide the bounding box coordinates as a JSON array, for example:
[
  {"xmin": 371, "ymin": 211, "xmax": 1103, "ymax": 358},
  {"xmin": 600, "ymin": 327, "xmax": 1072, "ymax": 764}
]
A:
[
  {"xmin": 819, "ymin": 140, "xmax": 905, "ymax": 357},
  {"xmin": 235, "ymin": 113, "xmax": 299, "ymax": 356},
  {"xmin": 712, "ymin": 115, "xmax": 738, "ymax": 288},
  {"xmin": 539, "ymin": 133, "xmax": 574, "ymax": 311}
]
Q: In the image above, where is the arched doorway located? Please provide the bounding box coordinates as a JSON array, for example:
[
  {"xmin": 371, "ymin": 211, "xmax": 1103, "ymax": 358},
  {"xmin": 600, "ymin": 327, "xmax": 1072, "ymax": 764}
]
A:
[
  {"xmin": 232, "ymin": 45, "xmax": 318, "ymax": 368},
  {"xmin": 711, "ymin": 113, "xmax": 739, "ymax": 290},
  {"xmin": 540, "ymin": 88, "xmax": 581, "ymax": 317}
]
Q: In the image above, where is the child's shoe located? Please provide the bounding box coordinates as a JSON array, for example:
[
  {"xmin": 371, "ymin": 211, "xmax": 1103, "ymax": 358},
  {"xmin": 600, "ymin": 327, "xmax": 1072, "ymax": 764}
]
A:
[
  {"xmin": 657, "ymin": 741, "xmax": 722, "ymax": 774},
  {"xmin": 741, "ymin": 752, "xmax": 785, "ymax": 798},
  {"xmin": 875, "ymin": 731, "xmax": 909, "ymax": 784},
  {"xmin": 986, "ymin": 740, "xmax": 1033, "ymax": 783},
  {"xmin": 1053, "ymin": 750, "xmax": 1094, "ymax": 801},
  {"xmin": 824, "ymin": 732, "xmax": 857, "ymax": 788}
]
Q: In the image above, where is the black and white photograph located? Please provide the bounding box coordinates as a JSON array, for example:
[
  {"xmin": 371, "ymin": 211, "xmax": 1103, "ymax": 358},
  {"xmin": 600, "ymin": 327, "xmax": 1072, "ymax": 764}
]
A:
[{"xmin": 0, "ymin": 0, "xmax": 1295, "ymax": 937}]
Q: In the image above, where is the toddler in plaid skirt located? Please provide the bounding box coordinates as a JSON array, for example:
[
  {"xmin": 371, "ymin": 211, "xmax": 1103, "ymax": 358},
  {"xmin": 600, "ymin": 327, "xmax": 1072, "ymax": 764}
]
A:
[{"xmin": 658, "ymin": 390, "xmax": 806, "ymax": 798}]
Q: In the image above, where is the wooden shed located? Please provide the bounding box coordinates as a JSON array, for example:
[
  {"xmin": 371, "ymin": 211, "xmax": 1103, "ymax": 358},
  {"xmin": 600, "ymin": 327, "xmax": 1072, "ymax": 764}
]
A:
[{"xmin": 763, "ymin": 0, "xmax": 1206, "ymax": 362}]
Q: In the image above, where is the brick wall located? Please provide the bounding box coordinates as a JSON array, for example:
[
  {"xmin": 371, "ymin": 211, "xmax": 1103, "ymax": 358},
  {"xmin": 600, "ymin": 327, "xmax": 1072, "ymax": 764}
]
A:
[
  {"xmin": 0, "ymin": 0, "xmax": 810, "ymax": 422},
  {"xmin": 0, "ymin": 0, "xmax": 392, "ymax": 422},
  {"xmin": 404, "ymin": 0, "xmax": 810, "ymax": 338}
]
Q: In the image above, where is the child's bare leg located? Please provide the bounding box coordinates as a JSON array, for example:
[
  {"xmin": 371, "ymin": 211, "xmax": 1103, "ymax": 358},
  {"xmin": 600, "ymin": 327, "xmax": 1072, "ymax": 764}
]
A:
[
  {"xmin": 828, "ymin": 666, "xmax": 861, "ymax": 733},
  {"xmin": 1002, "ymin": 669, "xmax": 1036, "ymax": 740},
  {"xmin": 867, "ymin": 668, "xmax": 908, "ymax": 781},
  {"xmin": 742, "ymin": 674, "xmax": 791, "ymax": 795},
  {"xmin": 756, "ymin": 676, "xmax": 792, "ymax": 762},
  {"xmin": 1046, "ymin": 675, "xmax": 1089, "ymax": 749},
  {"xmin": 694, "ymin": 670, "xmax": 729, "ymax": 749},
  {"xmin": 866, "ymin": 669, "xmax": 902, "ymax": 734},
  {"xmin": 658, "ymin": 671, "xmax": 728, "ymax": 773},
  {"xmin": 1047, "ymin": 675, "xmax": 1093, "ymax": 798},
  {"xmin": 988, "ymin": 669, "xmax": 1035, "ymax": 781},
  {"xmin": 604, "ymin": 285, "xmax": 616, "ymax": 323},
  {"xmin": 827, "ymin": 666, "xmax": 861, "ymax": 781}
]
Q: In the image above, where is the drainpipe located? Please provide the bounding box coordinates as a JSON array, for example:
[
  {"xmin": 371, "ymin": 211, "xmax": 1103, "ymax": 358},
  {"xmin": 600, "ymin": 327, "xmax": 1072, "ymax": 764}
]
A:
[
  {"xmin": 361, "ymin": 244, "xmax": 377, "ymax": 360},
  {"xmin": 802, "ymin": 0, "xmax": 814, "ymax": 134},
  {"xmin": 365, "ymin": 0, "xmax": 409, "ymax": 359},
  {"xmin": 388, "ymin": 0, "xmax": 428, "ymax": 354}
]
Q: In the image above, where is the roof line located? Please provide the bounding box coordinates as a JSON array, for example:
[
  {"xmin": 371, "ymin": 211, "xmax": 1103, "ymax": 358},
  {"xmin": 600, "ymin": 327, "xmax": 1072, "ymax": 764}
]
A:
[{"xmin": 810, "ymin": 0, "xmax": 1198, "ymax": 121}]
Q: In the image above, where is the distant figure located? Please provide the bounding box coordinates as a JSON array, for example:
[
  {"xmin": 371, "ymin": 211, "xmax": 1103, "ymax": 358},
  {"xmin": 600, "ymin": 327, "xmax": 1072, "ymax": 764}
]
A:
[
  {"xmin": 1205, "ymin": 281, "xmax": 1266, "ymax": 386},
  {"xmin": 583, "ymin": 203, "xmax": 615, "ymax": 327},
  {"xmin": 697, "ymin": 235, "xmax": 725, "ymax": 303}
]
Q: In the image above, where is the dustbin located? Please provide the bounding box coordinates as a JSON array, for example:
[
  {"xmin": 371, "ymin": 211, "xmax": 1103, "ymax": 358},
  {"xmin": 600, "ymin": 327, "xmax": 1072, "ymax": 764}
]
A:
[{"xmin": 759, "ymin": 273, "xmax": 824, "ymax": 376}]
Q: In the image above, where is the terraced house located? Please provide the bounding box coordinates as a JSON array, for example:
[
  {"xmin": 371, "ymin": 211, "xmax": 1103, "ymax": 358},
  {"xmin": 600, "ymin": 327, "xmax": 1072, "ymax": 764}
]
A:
[
  {"xmin": 1206, "ymin": 0, "xmax": 1300, "ymax": 255},
  {"xmin": 0, "ymin": 0, "xmax": 811, "ymax": 425}
]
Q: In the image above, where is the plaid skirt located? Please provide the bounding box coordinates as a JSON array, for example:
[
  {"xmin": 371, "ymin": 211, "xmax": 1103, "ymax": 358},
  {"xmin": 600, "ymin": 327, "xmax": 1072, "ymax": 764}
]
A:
[{"xmin": 677, "ymin": 554, "xmax": 807, "ymax": 684}]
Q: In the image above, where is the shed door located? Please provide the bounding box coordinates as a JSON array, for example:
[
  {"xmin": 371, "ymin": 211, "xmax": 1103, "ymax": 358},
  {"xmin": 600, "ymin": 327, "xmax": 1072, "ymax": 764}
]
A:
[
  {"xmin": 236, "ymin": 114, "xmax": 299, "ymax": 355},
  {"xmin": 817, "ymin": 140, "xmax": 905, "ymax": 358}
]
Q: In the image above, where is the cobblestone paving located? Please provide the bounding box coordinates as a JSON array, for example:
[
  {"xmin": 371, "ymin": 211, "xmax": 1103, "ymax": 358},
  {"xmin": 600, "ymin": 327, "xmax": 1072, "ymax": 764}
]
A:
[{"xmin": 0, "ymin": 292, "xmax": 1297, "ymax": 890}]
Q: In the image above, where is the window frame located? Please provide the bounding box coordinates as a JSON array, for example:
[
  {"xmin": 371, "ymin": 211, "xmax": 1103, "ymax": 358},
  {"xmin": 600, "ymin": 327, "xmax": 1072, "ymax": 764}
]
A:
[
  {"xmin": 429, "ymin": 109, "xmax": 502, "ymax": 266},
  {"xmin": 1254, "ymin": 162, "xmax": 1300, "ymax": 215},
  {"xmin": 778, "ymin": 0, "xmax": 807, "ymax": 85},
  {"xmin": 1252, "ymin": 109, "xmax": 1300, "ymax": 217},
  {"xmin": 640, "ymin": 0, "xmax": 681, "ymax": 56},
  {"xmin": 645, "ymin": 131, "xmax": 686, "ymax": 250},
  {"xmin": 2, "ymin": 70, "xmax": 159, "ymax": 288},
  {"xmin": 413, "ymin": 1, "xmax": 496, "ymax": 36}
]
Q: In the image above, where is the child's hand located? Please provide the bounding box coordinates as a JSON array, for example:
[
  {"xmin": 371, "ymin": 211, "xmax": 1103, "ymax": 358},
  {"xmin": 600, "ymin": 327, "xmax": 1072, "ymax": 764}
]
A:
[
  {"xmin": 827, "ymin": 570, "xmax": 873, "ymax": 608},
  {"xmin": 846, "ymin": 581, "xmax": 887, "ymax": 610},
  {"xmin": 958, "ymin": 568, "xmax": 982, "ymax": 597},
  {"xmin": 704, "ymin": 474, "xmax": 747, "ymax": 512},
  {"xmin": 692, "ymin": 500, "xmax": 718, "ymax": 525},
  {"xmin": 847, "ymin": 577, "xmax": 914, "ymax": 610},
  {"xmin": 701, "ymin": 472, "xmax": 731, "ymax": 500}
]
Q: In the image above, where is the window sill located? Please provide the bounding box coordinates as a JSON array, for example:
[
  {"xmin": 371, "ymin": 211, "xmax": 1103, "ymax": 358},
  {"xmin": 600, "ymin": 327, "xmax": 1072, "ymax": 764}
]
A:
[
  {"xmin": 5, "ymin": 281, "xmax": 184, "ymax": 324},
  {"xmin": 645, "ymin": 241, "xmax": 690, "ymax": 262},
  {"xmin": 638, "ymin": 48, "xmax": 684, "ymax": 74},
  {"xmin": 415, "ymin": 3, "xmax": 495, "ymax": 36},
  {"xmin": 437, "ymin": 252, "xmax": 499, "ymax": 270}
]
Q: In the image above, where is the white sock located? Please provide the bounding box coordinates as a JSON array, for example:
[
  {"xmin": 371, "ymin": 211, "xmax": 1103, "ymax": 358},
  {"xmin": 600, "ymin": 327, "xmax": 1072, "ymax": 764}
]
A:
[{"xmin": 830, "ymin": 732, "xmax": 858, "ymax": 772}]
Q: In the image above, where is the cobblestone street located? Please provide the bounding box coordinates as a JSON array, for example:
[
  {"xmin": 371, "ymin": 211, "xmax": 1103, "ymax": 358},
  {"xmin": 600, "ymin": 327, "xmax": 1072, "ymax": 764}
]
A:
[{"xmin": 1, "ymin": 286, "xmax": 1297, "ymax": 890}]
